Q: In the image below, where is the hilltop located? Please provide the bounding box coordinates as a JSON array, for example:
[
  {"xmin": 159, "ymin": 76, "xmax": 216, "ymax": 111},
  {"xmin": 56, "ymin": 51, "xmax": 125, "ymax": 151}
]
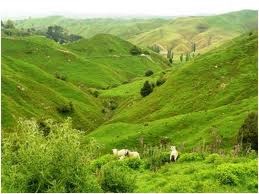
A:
[{"xmin": 14, "ymin": 10, "xmax": 258, "ymax": 57}]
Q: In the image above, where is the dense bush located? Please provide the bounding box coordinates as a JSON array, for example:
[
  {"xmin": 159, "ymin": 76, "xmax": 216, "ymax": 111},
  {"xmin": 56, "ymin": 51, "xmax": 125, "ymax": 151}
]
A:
[
  {"xmin": 156, "ymin": 77, "xmax": 166, "ymax": 86},
  {"xmin": 57, "ymin": 101, "xmax": 74, "ymax": 114},
  {"xmin": 90, "ymin": 154, "xmax": 116, "ymax": 171},
  {"xmin": 145, "ymin": 70, "xmax": 154, "ymax": 76},
  {"xmin": 142, "ymin": 147, "xmax": 170, "ymax": 171},
  {"xmin": 130, "ymin": 46, "xmax": 142, "ymax": 55},
  {"xmin": 237, "ymin": 112, "xmax": 258, "ymax": 151},
  {"xmin": 100, "ymin": 161, "xmax": 136, "ymax": 192},
  {"xmin": 123, "ymin": 158, "xmax": 144, "ymax": 170},
  {"xmin": 140, "ymin": 81, "xmax": 153, "ymax": 97},
  {"xmin": 2, "ymin": 118, "xmax": 102, "ymax": 192},
  {"xmin": 178, "ymin": 153, "xmax": 205, "ymax": 162},
  {"xmin": 55, "ymin": 72, "xmax": 67, "ymax": 81}
]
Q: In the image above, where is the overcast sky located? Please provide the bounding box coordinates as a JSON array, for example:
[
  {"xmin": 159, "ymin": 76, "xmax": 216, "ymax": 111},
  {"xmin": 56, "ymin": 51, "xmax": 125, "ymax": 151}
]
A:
[{"xmin": 1, "ymin": 0, "xmax": 258, "ymax": 19}]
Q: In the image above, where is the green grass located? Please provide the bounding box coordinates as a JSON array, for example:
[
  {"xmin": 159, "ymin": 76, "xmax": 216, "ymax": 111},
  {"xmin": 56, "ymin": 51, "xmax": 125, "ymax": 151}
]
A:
[
  {"xmin": 2, "ymin": 34, "xmax": 168, "ymax": 129},
  {"xmin": 89, "ymin": 32, "xmax": 258, "ymax": 151}
]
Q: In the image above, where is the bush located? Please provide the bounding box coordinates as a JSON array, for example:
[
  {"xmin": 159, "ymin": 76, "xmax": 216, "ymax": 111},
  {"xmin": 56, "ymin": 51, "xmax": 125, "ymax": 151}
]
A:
[
  {"xmin": 123, "ymin": 158, "xmax": 144, "ymax": 170},
  {"xmin": 55, "ymin": 72, "xmax": 67, "ymax": 81},
  {"xmin": 57, "ymin": 101, "xmax": 74, "ymax": 114},
  {"xmin": 142, "ymin": 147, "xmax": 170, "ymax": 171},
  {"xmin": 130, "ymin": 46, "xmax": 142, "ymax": 55},
  {"xmin": 140, "ymin": 81, "xmax": 153, "ymax": 97},
  {"xmin": 145, "ymin": 70, "xmax": 154, "ymax": 76},
  {"xmin": 205, "ymin": 153, "xmax": 223, "ymax": 164},
  {"xmin": 2, "ymin": 118, "xmax": 102, "ymax": 192},
  {"xmin": 100, "ymin": 161, "xmax": 136, "ymax": 193},
  {"xmin": 90, "ymin": 154, "xmax": 116, "ymax": 171},
  {"xmin": 178, "ymin": 153, "xmax": 205, "ymax": 162},
  {"xmin": 237, "ymin": 112, "xmax": 258, "ymax": 151},
  {"xmin": 156, "ymin": 77, "xmax": 166, "ymax": 86}
]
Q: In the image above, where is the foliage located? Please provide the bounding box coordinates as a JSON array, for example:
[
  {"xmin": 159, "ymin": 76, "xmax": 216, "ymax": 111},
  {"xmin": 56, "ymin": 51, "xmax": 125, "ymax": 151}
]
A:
[
  {"xmin": 90, "ymin": 154, "xmax": 116, "ymax": 171},
  {"xmin": 178, "ymin": 153, "xmax": 205, "ymax": 162},
  {"xmin": 123, "ymin": 158, "xmax": 144, "ymax": 170},
  {"xmin": 205, "ymin": 153, "xmax": 223, "ymax": 164},
  {"xmin": 54, "ymin": 72, "xmax": 67, "ymax": 81},
  {"xmin": 237, "ymin": 112, "xmax": 258, "ymax": 151},
  {"xmin": 1, "ymin": 118, "xmax": 102, "ymax": 193},
  {"xmin": 145, "ymin": 69, "xmax": 154, "ymax": 76},
  {"xmin": 130, "ymin": 45, "xmax": 142, "ymax": 55},
  {"xmin": 99, "ymin": 161, "xmax": 136, "ymax": 193},
  {"xmin": 140, "ymin": 81, "xmax": 153, "ymax": 97},
  {"xmin": 156, "ymin": 77, "xmax": 166, "ymax": 86},
  {"xmin": 57, "ymin": 101, "xmax": 74, "ymax": 114}
]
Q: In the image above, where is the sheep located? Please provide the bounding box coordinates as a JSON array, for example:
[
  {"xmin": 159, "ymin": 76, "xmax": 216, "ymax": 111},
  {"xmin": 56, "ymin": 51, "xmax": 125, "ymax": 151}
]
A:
[
  {"xmin": 126, "ymin": 151, "xmax": 140, "ymax": 159},
  {"xmin": 112, "ymin": 149, "xmax": 128, "ymax": 157},
  {"xmin": 170, "ymin": 146, "xmax": 178, "ymax": 162}
]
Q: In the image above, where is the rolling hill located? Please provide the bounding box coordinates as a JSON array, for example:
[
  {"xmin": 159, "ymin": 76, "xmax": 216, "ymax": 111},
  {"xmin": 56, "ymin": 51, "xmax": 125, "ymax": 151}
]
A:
[
  {"xmin": 89, "ymin": 31, "xmax": 258, "ymax": 151},
  {"xmin": 15, "ymin": 10, "xmax": 258, "ymax": 57},
  {"xmin": 1, "ymin": 34, "xmax": 168, "ymax": 130}
]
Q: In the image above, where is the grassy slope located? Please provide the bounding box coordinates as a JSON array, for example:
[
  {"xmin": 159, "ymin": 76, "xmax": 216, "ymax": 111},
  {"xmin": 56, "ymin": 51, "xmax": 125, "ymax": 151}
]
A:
[
  {"xmin": 129, "ymin": 10, "xmax": 258, "ymax": 55},
  {"xmin": 89, "ymin": 32, "xmax": 258, "ymax": 151},
  {"xmin": 2, "ymin": 34, "xmax": 168, "ymax": 130}
]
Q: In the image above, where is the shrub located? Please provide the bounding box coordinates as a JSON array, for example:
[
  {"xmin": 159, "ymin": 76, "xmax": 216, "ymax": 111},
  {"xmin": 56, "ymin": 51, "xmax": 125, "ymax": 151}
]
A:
[
  {"xmin": 123, "ymin": 158, "xmax": 144, "ymax": 170},
  {"xmin": 130, "ymin": 46, "xmax": 142, "ymax": 55},
  {"xmin": 100, "ymin": 161, "xmax": 136, "ymax": 193},
  {"xmin": 178, "ymin": 153, "xmax": 205, "ymax": 162},
  {"xmin": 205, "ymin": 153, "xmax": 223, "ymax": 164},
  {"xmin": 55, "ymin": 72, "xmax": 67, "ymax": 81},
  {"xmin": 2, "ymin": 118, "xmax": 102, "ymax": 192},
  {"xmin": 57, "ymin": 101, "xmax": 74, "ymax": 114},
  {"xmin": 90, "ymin": 154, "xmax": 116, "ymax": 171},
  {"xmin": 156, "ymin": 77, "xmax": 166, "ymax": 86},
  {"xmin": 140, "ymin": 81, "xmax": 153, "ymax": 97},
  {"xmin": 145, "ymin": 70, "xmax": 154, "ymax": 76},
  {"xmin": 142, "ymin": 147, "xmax": 170, "ymax": 171},
  {"xmin": 216, "ymin": 165, "xmax": 239, "ymax": 185},
  {"xmin": 143, "ymin": 50, "xmax": 150, "ymax": 55},
  {"xmin": 237, "ymin": 112, "xmax": 258, "ymax": 151}
]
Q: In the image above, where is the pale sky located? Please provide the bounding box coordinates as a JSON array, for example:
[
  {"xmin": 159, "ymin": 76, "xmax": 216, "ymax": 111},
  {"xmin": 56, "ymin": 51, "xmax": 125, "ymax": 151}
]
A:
[{"xmin": 0, "ymin": 0, "xmax": 258, "ymax": 19}]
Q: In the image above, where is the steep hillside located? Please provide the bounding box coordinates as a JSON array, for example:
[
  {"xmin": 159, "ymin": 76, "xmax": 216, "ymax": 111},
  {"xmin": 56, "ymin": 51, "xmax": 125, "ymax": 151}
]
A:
[
  {"xmin": 129, "ymin": 10, "xmax": 258, "ymax": 55},
  {"xmin": 1, "ymin": 34, "xmax": 168, "ymax": 129},
  {"xmin": 89, "ymin": 32, "xmax": 258, "ymax": 150}
]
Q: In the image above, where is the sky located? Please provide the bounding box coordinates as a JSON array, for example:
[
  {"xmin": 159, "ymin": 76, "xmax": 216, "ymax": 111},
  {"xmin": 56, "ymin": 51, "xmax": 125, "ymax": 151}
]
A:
[{"xmin": 0, "ymin": 0, "xmax": 258, "ymax": 19}]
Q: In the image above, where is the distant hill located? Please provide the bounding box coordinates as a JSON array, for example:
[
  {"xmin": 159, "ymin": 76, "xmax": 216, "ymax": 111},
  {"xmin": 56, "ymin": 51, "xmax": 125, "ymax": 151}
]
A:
[
  {"xmin": 15, "ymin": 10, "xmax": 258, "ymax": 57},
  {"xmin": 89, "ymin": 31, "xmax": 258, "ymax": 150},
  {"xmin": 1, "ymin": 34, "xmax": 168, "ymax": 130}
]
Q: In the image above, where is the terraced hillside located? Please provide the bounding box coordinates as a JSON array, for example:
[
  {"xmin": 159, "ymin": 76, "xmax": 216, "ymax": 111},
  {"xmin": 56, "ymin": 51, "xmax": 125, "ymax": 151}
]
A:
[
  {"xmin": 89, "ymin": 32, "xmax": 258, "ymax": 151},
  {"xmin": 1, "ymin": 34, "xmax": 168, "ymax": 130}
]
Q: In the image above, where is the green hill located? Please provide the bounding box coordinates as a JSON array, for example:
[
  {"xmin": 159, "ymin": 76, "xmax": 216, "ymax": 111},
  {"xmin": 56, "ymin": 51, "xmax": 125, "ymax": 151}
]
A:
[
  {"xmin": 89, "ymin": 32, "xmax": 258, "ymax": 151},
  {"xmin": 1, "ymin": 34, "xmax": 168, "ymax": 130},
  {"xmin": 14, "ymin": 10, "xmax": 258, "ymax": 57}
]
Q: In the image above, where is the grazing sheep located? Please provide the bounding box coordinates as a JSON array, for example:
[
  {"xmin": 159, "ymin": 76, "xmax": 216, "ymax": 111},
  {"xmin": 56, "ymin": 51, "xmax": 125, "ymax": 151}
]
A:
[
  {"xmin": 126, "ymin": 151, "xmax": 140, "ymax": 159},
  {"xmin": 112, "ymin": 149, "xmax": 128, "ymax": 157},
  {"xmin": 170, "ymin": 146, "xmax": 178, "ymax": 162}
]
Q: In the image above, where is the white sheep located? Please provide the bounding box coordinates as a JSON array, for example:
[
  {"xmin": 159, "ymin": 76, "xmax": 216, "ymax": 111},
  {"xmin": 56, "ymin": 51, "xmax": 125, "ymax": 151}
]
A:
[
  {"xmin": 126, "ymin": 151, "xmax": 140, "ymax": 159},
  {"xmin": 112, "ymin": 149, "xmax": 128, "ymax": 157},
  {"xmin": 170, "ymin": 146, "xmax": 178, "ymax": 162}
]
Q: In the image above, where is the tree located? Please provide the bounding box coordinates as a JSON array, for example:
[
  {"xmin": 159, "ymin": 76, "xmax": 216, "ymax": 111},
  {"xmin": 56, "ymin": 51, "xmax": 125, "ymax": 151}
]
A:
[
  {"xmin": 185, "ymin": 53, "xmax": 190, "ymax": 62},
  {"xmin": 5, "ymin": 19, "xmax": 15, "ymax": 29},
  {"xmin": 130, "ymin": 46, "xmax": 142, "ymax": 55},
  {"xmin": 145, "ymin": 70, "xmax": 154, "ymax": 77},
  {"xmin": 140, "ymin": 81, "xmax": 153, "ymax": 97},
  {"xmin": 237, "ymin": 112, "xmax": 258, "ymax": 151},
  {"xmin": 180, "ymin": 54, "xmax": 183, "ymax": 62},
  {"xmin": 167, "ymin": 48, "xmax": 172, "ymax": 59},
  {"xmin": 46, "ymin": 25, "xmax": 65, "ymax": 43},
  {"xmin": 169, "ymin": 58, "xmax": 173, "ymax": 64},
  {"xmin": 192, "ymin": 42, "xmax": 196, "ymax": 52}
]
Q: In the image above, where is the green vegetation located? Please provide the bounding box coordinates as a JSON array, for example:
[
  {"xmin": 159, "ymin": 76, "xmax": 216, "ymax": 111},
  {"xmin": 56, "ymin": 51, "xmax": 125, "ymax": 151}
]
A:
[{"xmin": 2, "ymin": 11, "xmax": 258, "ymax": 193}]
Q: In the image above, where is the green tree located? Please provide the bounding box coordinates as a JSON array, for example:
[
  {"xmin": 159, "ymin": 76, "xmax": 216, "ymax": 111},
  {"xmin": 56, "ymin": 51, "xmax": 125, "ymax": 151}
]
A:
[
  {"xmin": 5, "ymin": 19, "xmax": 15, "ymax": 29},
  {"xmin": 237, "ymin": 112, "xmax": 258, "ymax": 151},
  {"xmin": 130, "ymin": 45, "xmax": 142, "ymax": 55},
  {"xmin": 140, "ymin": 81, "xmax": 153, "ymax": 97},
  {"xmin": 185, "ymin": 53, "xmax": 190, "ymax": 62},
  {"xmin": 180, "ymin": 54, "xmax": 183, "ymax": 62},
  {"xmin": 192, "ymin": 42, "xmax": 196, "ymax": 52}
]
